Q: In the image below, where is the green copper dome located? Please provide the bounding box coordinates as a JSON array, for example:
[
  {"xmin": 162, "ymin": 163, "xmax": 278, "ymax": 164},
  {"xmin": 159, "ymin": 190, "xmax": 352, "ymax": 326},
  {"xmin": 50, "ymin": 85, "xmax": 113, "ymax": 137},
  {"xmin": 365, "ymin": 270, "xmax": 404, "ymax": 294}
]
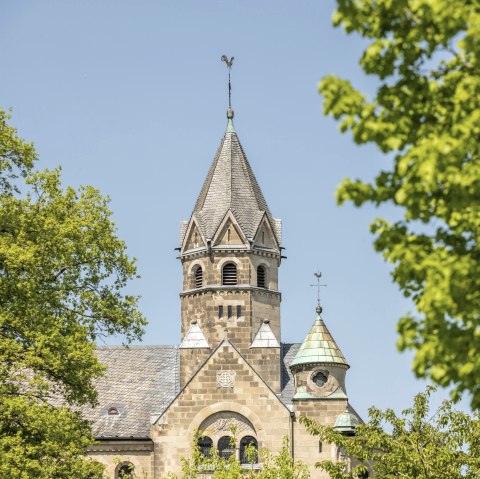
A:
[
  {"xmin": 289, "ymin": 311, "xmax": 348, "ymax": 369},
  {"xmin": 333, "ymin": 409, "xmax": 359, "ymax": 434}
]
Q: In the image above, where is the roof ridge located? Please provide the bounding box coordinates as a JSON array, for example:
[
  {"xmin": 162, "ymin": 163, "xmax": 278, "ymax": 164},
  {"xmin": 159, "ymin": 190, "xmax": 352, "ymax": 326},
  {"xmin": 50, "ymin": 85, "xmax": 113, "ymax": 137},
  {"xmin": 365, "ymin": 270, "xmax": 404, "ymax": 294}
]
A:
[{"xmin": 95, "ymin": 344, "xmax": 177, "ymax": 350}]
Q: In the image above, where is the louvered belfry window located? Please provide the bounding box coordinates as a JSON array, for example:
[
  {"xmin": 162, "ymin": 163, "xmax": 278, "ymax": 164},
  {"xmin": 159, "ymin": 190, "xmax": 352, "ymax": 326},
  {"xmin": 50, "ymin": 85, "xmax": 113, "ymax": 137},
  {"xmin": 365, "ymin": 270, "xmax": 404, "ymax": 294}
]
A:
[
  {"xmin": 194, "ymin": 266, "xmax": 203, "ymax": 288},
  {"xmin": 257, "ymin": 265, "xmax": 266, "ymax": 288},
  {"xmin": 222, "ymin": 263, "xmax": 237, "ymax": 285}
]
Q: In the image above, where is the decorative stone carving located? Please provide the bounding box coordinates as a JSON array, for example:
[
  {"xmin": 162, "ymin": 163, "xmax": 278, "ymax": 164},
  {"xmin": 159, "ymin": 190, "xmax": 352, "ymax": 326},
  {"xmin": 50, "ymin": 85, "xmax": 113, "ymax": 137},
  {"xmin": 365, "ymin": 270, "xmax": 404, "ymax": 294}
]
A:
[
  {"xmin": 199, "ymin": 411, "xmax": 255, "ymax": 436},
  {"xmin": 217, "ymin": 370, "xmax": 236, "ymax": 388}
]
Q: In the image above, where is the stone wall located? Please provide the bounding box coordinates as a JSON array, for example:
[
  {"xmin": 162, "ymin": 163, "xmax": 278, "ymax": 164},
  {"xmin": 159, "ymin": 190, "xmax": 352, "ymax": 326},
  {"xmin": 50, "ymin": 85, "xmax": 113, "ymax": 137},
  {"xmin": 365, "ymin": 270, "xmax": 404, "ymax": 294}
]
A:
[
  {"xmin": 88, "ymin": 440, "xmax": 154, "ymax": 479},
  {"xmin": 152, "ymin": 341, "xmax": 292, "ymax": 477},
  {"xmin": 292, "ymin": 399, "xmax": 348, "ymax": 479}
]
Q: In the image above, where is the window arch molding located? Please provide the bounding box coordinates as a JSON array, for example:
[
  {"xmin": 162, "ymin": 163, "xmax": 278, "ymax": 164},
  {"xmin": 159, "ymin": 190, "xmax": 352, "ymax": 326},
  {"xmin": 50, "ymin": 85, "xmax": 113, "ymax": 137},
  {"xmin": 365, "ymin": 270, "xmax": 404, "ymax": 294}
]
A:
[
  {"xmin": 216, "ymin": 257, "xmax": 241, "ymax": 272},
  {"xmin": 186, "ymin": 403, "xmax": 266, "ymax": 447},
  {"xmin": 115, "ymin": 462, "xmax": 135, "ymax": 479},
  {"xmin": 187, "ymin": 261, "xmax": 205, "ymax": 276}
]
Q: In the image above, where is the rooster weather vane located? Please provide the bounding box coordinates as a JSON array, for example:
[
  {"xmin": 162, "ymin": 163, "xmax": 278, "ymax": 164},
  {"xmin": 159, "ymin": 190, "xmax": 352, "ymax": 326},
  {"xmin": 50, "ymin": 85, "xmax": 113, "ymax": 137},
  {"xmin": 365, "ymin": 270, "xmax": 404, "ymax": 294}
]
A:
[{"xmin": 221, "ymin": 55, "xmax": 234, "ymax": 108}]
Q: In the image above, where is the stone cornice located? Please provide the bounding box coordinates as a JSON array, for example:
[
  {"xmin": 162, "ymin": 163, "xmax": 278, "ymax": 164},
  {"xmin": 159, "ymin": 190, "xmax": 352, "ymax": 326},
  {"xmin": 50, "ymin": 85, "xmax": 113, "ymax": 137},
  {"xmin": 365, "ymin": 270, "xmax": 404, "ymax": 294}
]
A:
[
  {"xmin": 88, "ymin": 438, "xmax": 153, "ymax": 452},
  {"xmin": 180, "ymin": 285, "xmax": 281, "ymax": 299},
  {"xmin": 180, "ymin": 247, "xmax": 281, "ymax": 261}
]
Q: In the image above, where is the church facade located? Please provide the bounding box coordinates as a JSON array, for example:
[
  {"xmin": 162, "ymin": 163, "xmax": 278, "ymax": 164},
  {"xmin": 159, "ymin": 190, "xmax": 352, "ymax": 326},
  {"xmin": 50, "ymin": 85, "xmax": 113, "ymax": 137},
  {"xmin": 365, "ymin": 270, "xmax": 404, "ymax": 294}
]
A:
[{"xmin": 85, "ymin": 107, "xmax": 361, "ymax": 479}]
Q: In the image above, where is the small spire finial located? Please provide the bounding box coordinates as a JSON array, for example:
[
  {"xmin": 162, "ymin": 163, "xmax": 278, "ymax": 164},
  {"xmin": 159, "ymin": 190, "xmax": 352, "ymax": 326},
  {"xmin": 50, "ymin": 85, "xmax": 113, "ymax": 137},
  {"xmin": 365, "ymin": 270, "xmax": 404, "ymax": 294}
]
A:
[{"xmin": 310, "ymin": 271, "xmax": 327, "ymax": 315}]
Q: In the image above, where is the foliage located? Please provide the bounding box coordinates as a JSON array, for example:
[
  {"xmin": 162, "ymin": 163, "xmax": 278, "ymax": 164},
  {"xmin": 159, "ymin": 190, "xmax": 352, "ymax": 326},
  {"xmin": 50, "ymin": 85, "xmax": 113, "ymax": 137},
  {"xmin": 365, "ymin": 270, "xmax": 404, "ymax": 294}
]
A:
[
  {"xmin": 300, "ymin": 387, "xmax": 480, "ymax": 479},
  {"xmin": 0, "ymin": 109, "xmax": 146, "ymax": 478},
  {"xmin": 321, "ymin": 0, "xmax": 480, "ymax": 407},
  {"xmin": 166, "ymin": 434, "xmax": 309, "ymax": 479}
]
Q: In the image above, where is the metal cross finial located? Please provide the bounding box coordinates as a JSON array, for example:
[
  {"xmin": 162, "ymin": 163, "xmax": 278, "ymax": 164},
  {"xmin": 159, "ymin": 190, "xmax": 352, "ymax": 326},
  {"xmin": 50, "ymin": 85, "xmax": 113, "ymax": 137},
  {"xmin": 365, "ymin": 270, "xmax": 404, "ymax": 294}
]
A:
[
  {"xmin": 310, "ymin": 271, "xmax": 327, "ymax": 313},
  {"xmin": 221, "ymin": 55, "xmax": 234, "ymax": 108}
]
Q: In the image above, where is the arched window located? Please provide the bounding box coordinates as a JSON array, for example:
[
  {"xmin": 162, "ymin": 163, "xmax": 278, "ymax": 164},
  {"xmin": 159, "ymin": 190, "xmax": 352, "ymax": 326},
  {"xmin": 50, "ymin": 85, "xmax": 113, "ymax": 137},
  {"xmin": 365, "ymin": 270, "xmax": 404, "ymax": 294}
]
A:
[
  {"xmin": 240, "ymin": 436, "xmax": 258, "ymax": 464},
  {"xmin": 356, "ymin": 470, "xmax": 369, "ymax": 479},
  {"xmin": 257, "ymin": 265, "xmax": 266, "ymax": 288},
  {"xmin": 197, "ymin": 435, "xmax": 213, "ymax": 458},
  {"xmin": 218, "ymin": 436, "xmax": 234, "ymax": 459},
  {"xmin": 117, "ymin": 463, "xmax": 134, "ymax": 479},
  {"xmin": 194, "ymin": 266, "xmax": 203, "ymax": 288},
  {"xmin": 222, "ymin": 263, "xmax": 237, "ymax": 286}
]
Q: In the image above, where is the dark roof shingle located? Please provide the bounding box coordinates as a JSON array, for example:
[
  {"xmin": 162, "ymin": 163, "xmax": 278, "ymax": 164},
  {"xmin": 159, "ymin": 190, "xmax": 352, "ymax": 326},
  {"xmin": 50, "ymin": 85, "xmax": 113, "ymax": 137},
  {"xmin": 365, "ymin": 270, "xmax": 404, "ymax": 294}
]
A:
[
  {"xmin": 192, "ymin": 131, "xmax": 281, "ymax": 243},
  {"xmin": 81, "ymin": 346, "xmax": 179, "ymax": 438}
]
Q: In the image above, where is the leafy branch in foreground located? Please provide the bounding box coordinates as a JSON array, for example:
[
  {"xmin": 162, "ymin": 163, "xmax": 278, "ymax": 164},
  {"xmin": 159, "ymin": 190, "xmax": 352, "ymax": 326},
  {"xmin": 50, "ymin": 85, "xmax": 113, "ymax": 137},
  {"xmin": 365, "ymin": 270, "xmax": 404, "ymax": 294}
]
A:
[
  {"xmin": 0, "ymin": 108, "xmax": 146, "ymax": 478},
  {"xmin": 166, "ymin": 433, "xmax": 309, "ymax": 479},
  {"xmin": 322, "ymin": 0, "xmax": 480, "ymax": 407},
  {"xmin": 300, "ymin": 387, "xmax": 480, "ymax": 479}
]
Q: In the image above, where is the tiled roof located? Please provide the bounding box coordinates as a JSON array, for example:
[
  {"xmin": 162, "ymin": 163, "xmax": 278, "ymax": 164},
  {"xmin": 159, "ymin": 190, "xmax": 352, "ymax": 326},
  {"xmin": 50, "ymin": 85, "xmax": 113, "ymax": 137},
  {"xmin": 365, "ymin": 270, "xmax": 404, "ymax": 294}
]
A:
[
  {"xmin": 289, "ymin": 315, "xmax": 348, "ymax": 369},
  {"xmin": 81, "ymin": 346, "xmax": 179, "ymax": 438},
  {"xmin": 280, "ymin": 343, "xmax": 300, "ymax": 405},
  {"xmin": 191, "ymin": 120, "xmax": 281, "ymax": 244}
]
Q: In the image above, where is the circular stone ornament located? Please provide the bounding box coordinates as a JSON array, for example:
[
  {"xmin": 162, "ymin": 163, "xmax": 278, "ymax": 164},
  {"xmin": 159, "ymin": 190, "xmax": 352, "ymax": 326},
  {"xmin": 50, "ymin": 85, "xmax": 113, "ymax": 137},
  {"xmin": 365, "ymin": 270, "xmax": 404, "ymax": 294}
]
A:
[{"xmin": 312, "ymin": 371, "xmax": 329, "ymax": 387}]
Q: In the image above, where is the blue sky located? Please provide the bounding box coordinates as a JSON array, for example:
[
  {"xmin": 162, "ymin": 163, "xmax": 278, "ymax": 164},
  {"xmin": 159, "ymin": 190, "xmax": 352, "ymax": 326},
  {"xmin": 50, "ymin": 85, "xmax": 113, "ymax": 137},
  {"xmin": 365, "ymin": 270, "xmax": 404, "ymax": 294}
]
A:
[{"xmin": 1, "ymin": 1, "xmax": 466, "ymax": 417}]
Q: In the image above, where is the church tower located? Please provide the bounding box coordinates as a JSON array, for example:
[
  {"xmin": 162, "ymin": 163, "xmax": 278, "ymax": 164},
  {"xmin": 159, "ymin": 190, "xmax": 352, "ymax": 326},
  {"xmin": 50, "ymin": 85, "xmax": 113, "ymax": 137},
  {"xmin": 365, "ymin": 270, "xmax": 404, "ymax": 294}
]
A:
[{"xmin": 178, "ymin": 108, "xmax": 283, "ymax": 391}]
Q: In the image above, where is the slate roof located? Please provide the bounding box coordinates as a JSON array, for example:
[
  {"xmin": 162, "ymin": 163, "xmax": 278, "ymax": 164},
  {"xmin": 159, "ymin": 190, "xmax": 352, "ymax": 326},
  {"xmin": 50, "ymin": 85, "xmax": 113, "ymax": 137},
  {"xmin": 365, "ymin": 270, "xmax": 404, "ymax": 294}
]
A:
[
  {"xmin": 290, "ymin": 314, "xmax": 348, "ymax": 369},
  {"xmin": 81, "ymin": 346, "xmax": 179, "ymax": 438},
  {"xmin": 191, "ymin": 116, "xmax": 281, "ymax": 244},
  {"xmin": 280, "ymin": 343, "xmax": 300, "ymax": 405}
]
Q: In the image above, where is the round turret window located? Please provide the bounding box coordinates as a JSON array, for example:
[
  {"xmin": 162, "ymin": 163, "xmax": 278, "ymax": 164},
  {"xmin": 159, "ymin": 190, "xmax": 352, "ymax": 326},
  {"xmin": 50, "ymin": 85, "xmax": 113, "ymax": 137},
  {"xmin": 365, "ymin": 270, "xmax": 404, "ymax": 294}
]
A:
[{"xmin": 312, "ymin": 371, "xmax": 328, "ymax": 387}]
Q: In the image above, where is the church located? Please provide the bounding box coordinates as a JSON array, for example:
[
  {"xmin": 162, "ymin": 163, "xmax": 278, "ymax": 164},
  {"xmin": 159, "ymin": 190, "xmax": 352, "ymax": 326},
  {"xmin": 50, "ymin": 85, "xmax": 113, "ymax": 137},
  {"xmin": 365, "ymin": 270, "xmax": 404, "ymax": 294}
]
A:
[{"xmin": 83, "ymin": 103, "xmax": 362, "ymax": 479}]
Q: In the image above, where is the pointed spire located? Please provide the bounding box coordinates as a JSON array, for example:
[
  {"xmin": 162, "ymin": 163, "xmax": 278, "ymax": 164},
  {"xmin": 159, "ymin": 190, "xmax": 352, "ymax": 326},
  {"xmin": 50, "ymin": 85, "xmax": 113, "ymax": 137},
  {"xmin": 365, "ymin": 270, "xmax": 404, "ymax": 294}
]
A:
[
  {"xmin": 184, "ymin": 56, "xmax": 282, "ymax": 246},
  {"xmin": 251, "ymin": 319, "xmax": 279, "ymax": 348},
  {"xmin": 191, "ymin": 118, "xmax": 280, "ymax": 244},
  {"xmin": 290, "ymin": 308, "xmax": 349, "ymax": 369}
]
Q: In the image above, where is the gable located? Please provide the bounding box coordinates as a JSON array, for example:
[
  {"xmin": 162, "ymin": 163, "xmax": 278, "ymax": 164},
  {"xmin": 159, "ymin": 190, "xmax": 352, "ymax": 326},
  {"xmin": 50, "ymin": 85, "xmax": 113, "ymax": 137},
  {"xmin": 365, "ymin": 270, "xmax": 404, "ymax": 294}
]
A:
[
  {"xmin": 212, "ymin": 214, "xmax": 246, "ymax": 247},
  {"xmin": 182, "ymin": 220, "xmax": 206, "ymax": 252},
  {"xmin": 253, "ymin": 215, "xmax": 279, "ymax": 251},
  {"xmin": 155, "ymin": 340, "xmax": 290, "ymax": 434}
]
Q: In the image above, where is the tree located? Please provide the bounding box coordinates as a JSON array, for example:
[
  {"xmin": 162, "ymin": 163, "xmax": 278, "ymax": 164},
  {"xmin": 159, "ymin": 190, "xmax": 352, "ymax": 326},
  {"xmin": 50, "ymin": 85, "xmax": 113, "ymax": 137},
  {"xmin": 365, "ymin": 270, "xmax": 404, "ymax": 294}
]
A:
[
  {"xmin": 301, "ymin": 387, "xmax": 480, "ymax": 479},
  {"xmin": 320, "ymin": 0, "xmax": 480, "ymax": 407},
  {"xmin": 167, "ymin": 433, "xmax": 309, "ymax": 479},
  {"xmin": 0, "ymin": 109, "xmax": 146, "ymax": 478}
]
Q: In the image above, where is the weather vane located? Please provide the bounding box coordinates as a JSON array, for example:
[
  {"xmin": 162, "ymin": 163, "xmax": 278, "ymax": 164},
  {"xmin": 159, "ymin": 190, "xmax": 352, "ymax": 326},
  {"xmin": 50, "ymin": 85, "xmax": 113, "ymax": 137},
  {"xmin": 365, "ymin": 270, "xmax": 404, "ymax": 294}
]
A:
[
  {"xmin": 310, "ymin": 271, "xmax": 327, "ymax": 313},
  {"xmin": 221, "ymin": 55, "xmax": 234, "ymax": 108}
]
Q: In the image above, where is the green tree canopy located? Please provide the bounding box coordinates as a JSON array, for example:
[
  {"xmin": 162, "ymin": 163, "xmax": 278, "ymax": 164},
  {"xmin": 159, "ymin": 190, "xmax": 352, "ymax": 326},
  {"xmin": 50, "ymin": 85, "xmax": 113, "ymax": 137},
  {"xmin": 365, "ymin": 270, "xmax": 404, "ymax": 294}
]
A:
[
  {"xmin": 321, "ymin": 0, "xmax": 480, "ymax": 407},
  {"xmin": 0, "ymin": 109, "xmax": 146, "ymax": 478},
  {"xmin": 301, "ymin": 387, "xmax": 480, "ymax": 479}
]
